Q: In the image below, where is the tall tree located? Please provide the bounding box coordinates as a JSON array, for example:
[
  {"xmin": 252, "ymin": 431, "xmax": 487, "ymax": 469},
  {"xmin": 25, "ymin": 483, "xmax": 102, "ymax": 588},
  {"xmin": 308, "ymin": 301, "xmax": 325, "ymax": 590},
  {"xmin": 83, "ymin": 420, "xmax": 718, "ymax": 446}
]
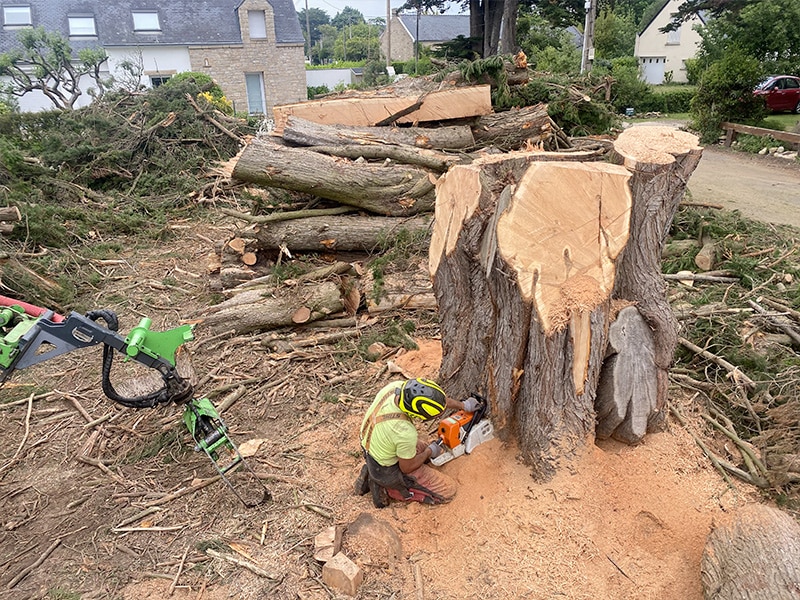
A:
[
  {"xmin": 0, "ymin": 27, "xmax": 109, "ymax": 110},
  {"xmin": 296, "ymin": 7, "xmax": 330, "ymax": 56},
  {"xmin": 331, "ymin": 6, "xmax": 366, "ymax": 29}
]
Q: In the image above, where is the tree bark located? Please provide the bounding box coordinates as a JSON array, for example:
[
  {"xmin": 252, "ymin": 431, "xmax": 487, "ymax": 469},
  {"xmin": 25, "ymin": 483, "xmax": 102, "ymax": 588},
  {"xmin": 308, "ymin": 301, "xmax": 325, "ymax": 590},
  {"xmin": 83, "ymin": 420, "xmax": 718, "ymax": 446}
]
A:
[
  {"xmin": 701, "ymin": 504, "xmax": 800, "ymax": 600},
  {"xmin": 471, "ymin": 104, "xmax": 570, "ymax": 151},
  {"xmin": 609, "ymin": 126, "xmax": 703, "ymax": 431},
  {"xmin": 282, "ymin": 116, "xmax": 475, "ymax": 150},
  {"xmin": 231, "ymin": 138, "xmax": 436, "ymax": 216},
  {"xmin": 196, "ymin": 280, "xmax": 344, "ymax": 336},
  {"xmin": 429, "ymin": 152, "xmax": 633, "ymax": 479},
  {"xmin": 249, "ymin": 215, "xmax": 432, "ymax": 254}
]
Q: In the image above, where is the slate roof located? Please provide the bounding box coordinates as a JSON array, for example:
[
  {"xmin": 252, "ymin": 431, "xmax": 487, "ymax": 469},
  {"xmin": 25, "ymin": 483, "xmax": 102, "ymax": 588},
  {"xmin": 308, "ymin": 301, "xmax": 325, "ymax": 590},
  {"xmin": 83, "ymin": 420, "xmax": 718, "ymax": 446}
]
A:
[
  {"xmin": 0, "ymin": 0, "xmax": 303, "ymax": 53},
  {"xmin": 397, "ymin": 14, "xmax": 470, "ymax": 43}
]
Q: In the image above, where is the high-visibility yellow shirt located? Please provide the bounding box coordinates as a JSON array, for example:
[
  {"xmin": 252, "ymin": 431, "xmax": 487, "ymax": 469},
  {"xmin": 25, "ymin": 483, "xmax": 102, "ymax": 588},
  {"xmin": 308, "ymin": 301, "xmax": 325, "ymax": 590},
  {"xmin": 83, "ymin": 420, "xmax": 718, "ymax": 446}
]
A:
[{"xmin": 360, "ymin": 381, "xmax": 418, "ymax": 467}]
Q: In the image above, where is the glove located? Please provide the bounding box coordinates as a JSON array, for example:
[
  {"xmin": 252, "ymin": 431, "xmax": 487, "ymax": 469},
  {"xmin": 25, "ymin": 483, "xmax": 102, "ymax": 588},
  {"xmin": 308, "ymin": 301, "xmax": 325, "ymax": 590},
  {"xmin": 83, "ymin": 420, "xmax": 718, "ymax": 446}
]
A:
[
  {"xmin": 428, "ymin": 441, "xmax": 444, "ymax": 459},
  {"xmin": 462, "ymin": 397, "xmax": 481, "ymax": 413}
]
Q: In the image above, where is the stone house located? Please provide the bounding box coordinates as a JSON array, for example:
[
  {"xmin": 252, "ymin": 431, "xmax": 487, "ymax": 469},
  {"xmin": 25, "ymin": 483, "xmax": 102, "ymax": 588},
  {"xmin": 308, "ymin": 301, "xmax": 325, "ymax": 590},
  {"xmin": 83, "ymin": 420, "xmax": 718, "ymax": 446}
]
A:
[
  {"xmin": 635, "ymin": 0, "xmax": 706, "ymax": 84},
  {"xmin": 0, "ymin": 0, "xmax": 306, "ymax": 114},
  {"xmin": 380, "ymin": 12, "xmax": 470, "ymax": 62}
]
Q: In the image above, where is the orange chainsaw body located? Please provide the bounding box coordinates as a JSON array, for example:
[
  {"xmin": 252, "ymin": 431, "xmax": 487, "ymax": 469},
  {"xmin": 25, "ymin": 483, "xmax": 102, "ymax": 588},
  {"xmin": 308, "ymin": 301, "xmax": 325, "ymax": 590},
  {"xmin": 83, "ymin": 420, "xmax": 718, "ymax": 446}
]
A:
[{"xmin": 438, "ymin": 410, "xmax": 474, "ymax": 449}]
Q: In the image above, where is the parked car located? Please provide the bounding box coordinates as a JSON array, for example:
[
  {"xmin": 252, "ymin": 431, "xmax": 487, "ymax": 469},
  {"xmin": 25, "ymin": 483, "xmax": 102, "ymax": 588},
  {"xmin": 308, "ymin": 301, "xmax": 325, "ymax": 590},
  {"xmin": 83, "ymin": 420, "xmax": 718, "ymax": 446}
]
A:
[{"xmin": 754, "ymin": 75, "xmax": 800, "ymax": 113}]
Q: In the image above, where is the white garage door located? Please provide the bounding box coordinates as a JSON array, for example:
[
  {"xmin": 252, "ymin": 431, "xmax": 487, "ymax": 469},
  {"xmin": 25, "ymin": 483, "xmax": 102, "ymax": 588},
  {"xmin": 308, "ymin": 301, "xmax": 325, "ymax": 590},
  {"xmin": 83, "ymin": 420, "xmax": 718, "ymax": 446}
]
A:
[{"xmin": 640, "ymin": 57, "xmax": 666, "ymax": 84}]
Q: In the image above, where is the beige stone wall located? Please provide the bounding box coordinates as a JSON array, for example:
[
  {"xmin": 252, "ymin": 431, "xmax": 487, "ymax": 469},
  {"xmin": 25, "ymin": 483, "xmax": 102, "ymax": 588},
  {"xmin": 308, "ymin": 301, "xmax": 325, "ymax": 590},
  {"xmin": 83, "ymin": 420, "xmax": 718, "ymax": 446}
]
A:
[
  {"xmin": 381, "ymin": 16, "xmax": 415, "ymax": 62},
  {"xmin": 188, "ymin": 0, "xmax": 306, "ymax": 116}
]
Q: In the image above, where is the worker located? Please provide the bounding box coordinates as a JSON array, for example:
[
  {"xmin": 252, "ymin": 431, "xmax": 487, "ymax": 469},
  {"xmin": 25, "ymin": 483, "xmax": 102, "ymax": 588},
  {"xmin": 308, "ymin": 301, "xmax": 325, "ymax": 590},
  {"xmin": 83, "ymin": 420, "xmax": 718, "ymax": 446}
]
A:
[{"xmin": 354, "ymin": 377, "xmax": 480, "ymax": 508}]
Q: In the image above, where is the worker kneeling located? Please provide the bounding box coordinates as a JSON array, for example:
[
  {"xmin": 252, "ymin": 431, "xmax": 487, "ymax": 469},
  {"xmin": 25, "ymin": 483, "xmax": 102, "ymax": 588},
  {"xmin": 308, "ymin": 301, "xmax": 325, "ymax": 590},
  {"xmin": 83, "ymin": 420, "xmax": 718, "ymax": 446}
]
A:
[{"xmin": 355, "ymin": 378, "xmax": 479, "ymax": 508}]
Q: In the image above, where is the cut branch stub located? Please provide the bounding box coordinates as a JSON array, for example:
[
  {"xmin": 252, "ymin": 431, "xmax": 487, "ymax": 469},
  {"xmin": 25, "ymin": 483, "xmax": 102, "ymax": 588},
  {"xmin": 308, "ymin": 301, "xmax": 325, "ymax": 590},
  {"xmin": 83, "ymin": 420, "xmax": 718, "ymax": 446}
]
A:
[{"xmin": 430, "ymin": 152, "xmax": 632, "ymax": 479}]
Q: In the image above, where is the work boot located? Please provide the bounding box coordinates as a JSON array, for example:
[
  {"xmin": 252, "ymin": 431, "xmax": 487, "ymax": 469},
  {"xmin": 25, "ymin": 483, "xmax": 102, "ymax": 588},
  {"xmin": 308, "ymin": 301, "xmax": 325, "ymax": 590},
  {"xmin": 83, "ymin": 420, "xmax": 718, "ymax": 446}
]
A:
[
  {"xmin": 369, "ymin": 481, "xmax": 389, "ymax": 509},
  {"xmin": 354, "ymin": 464, "xmax": 370, "ymax": 496}
]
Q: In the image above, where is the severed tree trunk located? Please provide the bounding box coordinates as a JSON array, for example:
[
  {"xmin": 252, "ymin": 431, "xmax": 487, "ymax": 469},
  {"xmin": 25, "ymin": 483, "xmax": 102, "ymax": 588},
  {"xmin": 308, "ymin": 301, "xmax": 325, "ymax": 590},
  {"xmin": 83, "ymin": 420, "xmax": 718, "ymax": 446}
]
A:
[
  {"xmin": 471, "ymin": 104, "xmax": 570, "ymax": 151},
  {"xmin": 249, "ymin": 215, "xmax": 431, "ymax": 254},
  {"xmin": 232, "ymin": 138, "xmax": 436, "ymax": 216},
  {"xmin": 429, "ymin": 152, "xmax": 633, "ymax": 479},
  {"xmin": 608, "ymin": 126, "xmax": 703, "ymax": 434},
  {"xmin": 701, "ymin": 504, "xmax": 800, "ymax": 600},
  {"xmin": 429, "ymin": 125, "xmax": 702, "ymax": 477},
  {"xmin": 282, "ymin": 116, "xmax": 475, "ymax": 150}
]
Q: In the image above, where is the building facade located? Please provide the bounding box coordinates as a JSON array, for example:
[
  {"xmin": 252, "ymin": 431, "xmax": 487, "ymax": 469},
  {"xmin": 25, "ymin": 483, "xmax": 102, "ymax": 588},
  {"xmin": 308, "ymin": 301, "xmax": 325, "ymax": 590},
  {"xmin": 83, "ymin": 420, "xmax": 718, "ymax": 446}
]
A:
[
  {"xmin": 635, "ymin": 0, "xmax": 706, "ymax": 84},
  {"xmin": 380, "ymin": 13, "xmax": 470, "ymax": 63},
  {"xmin": 0, "ymin": 0, "xmax": 306, "ymax": 114}
]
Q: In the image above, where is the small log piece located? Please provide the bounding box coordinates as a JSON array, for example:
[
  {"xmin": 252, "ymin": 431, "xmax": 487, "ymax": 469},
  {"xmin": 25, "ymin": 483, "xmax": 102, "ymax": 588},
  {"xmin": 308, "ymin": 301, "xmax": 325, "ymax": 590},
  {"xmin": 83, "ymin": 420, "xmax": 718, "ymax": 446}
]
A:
[{"xmin": 701, "ymin": 504, "xmax": 800, "ymax": 600}]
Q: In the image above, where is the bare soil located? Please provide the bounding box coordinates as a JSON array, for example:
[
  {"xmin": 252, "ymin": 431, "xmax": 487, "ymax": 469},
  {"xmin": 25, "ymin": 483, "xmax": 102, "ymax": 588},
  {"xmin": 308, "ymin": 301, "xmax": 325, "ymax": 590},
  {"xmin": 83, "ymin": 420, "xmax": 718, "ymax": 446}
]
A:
[{"xmin": 0, "ymin": 144, "xmax": 792, "ymax": 600}]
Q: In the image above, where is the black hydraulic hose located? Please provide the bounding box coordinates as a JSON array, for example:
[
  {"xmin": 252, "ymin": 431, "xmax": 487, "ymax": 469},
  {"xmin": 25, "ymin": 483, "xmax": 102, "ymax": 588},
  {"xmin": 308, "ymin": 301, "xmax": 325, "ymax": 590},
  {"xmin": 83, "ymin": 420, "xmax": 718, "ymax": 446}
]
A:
[{"xmin": 85, "ymin": 309, "xmax": 172, "ymax": 409}]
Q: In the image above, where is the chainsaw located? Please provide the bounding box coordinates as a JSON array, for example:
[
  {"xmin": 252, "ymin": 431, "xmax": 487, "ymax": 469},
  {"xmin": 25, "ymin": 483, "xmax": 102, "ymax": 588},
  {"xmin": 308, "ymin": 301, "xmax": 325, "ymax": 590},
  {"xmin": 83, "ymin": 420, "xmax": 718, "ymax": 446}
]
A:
[
  {"xmin": 0, "ymin": 295, "xmax": 269, "ymax": 506},
  {"xmin": 430, "ymin": 393, "xmax": 495, "ymax": 466}
]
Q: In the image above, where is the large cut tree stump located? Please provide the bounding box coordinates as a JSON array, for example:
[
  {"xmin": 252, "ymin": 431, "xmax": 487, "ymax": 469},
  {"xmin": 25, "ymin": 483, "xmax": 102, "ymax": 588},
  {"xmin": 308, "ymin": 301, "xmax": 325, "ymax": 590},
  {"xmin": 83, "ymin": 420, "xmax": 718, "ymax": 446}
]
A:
[
  {"xmin": 701, "ymin": 504, "xmax": 800, "ymax": 600},
  {"xmin": 429, "ymin": 152, "xmax": 633, "ymax": 479},
  {"xmin": 429, "ymin": 126, "xmax": 702, "ymax": 477},
  {"xmin": 608, "ymin": 126, "xmax": 702, "ymax": 435}
]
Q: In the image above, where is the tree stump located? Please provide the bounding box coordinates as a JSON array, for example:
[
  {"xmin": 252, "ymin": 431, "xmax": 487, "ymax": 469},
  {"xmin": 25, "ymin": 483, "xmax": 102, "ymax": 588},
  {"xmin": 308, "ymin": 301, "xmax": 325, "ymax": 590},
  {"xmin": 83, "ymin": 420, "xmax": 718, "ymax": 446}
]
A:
[
  {"xmin": 429, "ymin": 126, "xmax": 702, "ymax": 478},
  {"xmin": 701, "ymin": 503, "xmax": 800, "ymax": 600}
]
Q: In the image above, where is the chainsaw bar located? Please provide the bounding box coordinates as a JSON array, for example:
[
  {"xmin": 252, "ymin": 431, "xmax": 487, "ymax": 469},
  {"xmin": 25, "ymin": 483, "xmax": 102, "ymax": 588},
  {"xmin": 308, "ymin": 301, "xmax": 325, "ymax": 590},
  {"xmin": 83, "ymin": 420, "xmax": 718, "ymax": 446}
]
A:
[{"xmin": 183, "ymin": 398, "xmax": 271, "ymax": 506}]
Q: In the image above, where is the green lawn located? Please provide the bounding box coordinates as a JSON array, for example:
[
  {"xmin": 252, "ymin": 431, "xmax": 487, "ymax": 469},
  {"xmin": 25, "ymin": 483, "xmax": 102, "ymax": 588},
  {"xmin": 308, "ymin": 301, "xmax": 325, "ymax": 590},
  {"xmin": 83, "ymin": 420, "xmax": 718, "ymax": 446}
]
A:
[{"xmin": 761, "ymin": 113, "xmax": 800, "ymax": 132}]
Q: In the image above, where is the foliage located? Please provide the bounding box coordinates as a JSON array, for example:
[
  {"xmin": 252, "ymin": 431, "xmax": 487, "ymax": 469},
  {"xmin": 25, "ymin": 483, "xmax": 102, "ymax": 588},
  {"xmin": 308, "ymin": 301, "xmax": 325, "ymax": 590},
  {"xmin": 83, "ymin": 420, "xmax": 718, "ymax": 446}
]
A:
[
  {"xmin": 331, "ymin": 6, "xmax": 366, "ymax": 29},
  {"xmin": 517, "ymin": 8, "xmax": 582, "ymax": 74},
  {"xmin": 307, "ymin": 84, "xmax": 330, "ymax": 99},
  {"xmin": 593, "ymin": 9, "xmax": 637, "ymax": 60},
  {"xmin": 640, "ymin": 84, "xmax": 695, "ymax": 113},
  {"xmin": 592, "ymin": 56, "xmax": 656, "ymax": 113},
  {"xmin": 731, "ymin": 133, "xmax": 780, "ymax": 154},
  {"xmin": 693, "ymin": 0, "xmax": 800, "ymax": 75},
  {"xmin": 332, "ymin": 22, "xmax": 383, "ymax": 62},
  {"xmin": 0, "ymin": 27, "xmax": 110, "ymax": 110},
  {"xmin": 430, "ymin": 35, "xmax": 481, "ymax": 61},
  {"xmin": 296, "ymin": 6, "xmax": 331, "ymax": 54},
  {"xmin": 362, "ymin": 60, "xmax": 392, "ymax": 87},
  {"xmin": 690, "ymin": 48, "xmax": 766, "ymax": 143}
]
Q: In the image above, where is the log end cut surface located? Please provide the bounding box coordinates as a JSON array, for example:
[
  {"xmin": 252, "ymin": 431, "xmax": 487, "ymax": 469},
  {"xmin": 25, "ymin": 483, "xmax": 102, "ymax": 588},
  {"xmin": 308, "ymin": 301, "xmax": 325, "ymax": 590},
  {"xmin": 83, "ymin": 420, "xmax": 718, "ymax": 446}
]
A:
[
  {"xmin": 614, "ymin": 126, "xmax": 702, "ymax": 172},
  {"xmin": 496, "ymin": 161, "xmax": 632, "ymax": 334}
]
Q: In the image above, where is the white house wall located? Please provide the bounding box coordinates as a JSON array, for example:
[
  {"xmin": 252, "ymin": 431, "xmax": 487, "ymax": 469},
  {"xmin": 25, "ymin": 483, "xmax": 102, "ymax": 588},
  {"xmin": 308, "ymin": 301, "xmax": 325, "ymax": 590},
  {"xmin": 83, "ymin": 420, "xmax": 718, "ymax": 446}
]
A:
[
  {"xmin": 306, "ymin": 69, "xmax": 353, "ymax": 89},
  {"xmin": 105, "ymin": 46, "xmax": 192, "ymax": 87},
  {"xmin": 635, "ymin": 0, "xmax": 704, "ymax": 84}
]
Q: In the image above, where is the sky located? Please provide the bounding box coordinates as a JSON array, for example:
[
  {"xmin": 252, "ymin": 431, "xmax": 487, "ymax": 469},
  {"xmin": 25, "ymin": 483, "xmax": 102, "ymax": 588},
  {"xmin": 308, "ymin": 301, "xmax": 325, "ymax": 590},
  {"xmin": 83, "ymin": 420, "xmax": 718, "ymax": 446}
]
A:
[{"xmin": 292, "ymin": 0, "xmax": 463, "ymax": 21}]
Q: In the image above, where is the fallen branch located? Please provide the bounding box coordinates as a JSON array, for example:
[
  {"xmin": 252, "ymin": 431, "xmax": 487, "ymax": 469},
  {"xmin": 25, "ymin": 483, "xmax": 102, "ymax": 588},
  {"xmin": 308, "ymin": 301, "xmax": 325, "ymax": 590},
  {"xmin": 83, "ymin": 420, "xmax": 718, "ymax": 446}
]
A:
[
  {"xmin": 6, "ymin": 539, "xmax": 61, "ymax": 589},
  {"xmin": 678, "ymin": 337, "xmax": 756, "ymax": 389},
  {"xmin": 747, "ymin": 299, "xmax": 800, "ymax": 347},
  {"xmin": 0, "ymin": 393, "xmax": 33, "ymax": 476},
  {"xmin": 206, "ymin": 548, "xmax": 277, "ymax": 579},
  {"xmin": 143, "ymin": 475, "xmax": 222, "ymax": 508},
  {"xmin": 221, "ymin": 205, "xmax": 355, "ymax": 225}
]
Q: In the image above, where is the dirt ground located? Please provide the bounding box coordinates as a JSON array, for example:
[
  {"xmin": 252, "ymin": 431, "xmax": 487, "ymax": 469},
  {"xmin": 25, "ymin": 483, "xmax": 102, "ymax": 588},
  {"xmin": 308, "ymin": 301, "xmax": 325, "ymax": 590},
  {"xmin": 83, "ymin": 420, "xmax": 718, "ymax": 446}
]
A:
[{"xmin": 0, "ymin": 140, "xmax": 792, "ymax": 600}]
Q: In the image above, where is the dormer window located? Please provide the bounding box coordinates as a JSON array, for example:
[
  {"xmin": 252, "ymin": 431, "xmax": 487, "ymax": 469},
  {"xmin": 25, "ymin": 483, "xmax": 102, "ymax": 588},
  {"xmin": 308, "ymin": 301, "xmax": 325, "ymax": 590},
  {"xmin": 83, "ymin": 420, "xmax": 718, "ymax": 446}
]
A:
[
  {"xmin": 3, "ymin": 5, "xmax": 32, "ymax": 27},
  {"xmin": 69, "ymin": 16, "xmax": 96, "ymax": 37},
  {"xmin": 132, "ymin": 11, "xmax": 161, "ymax": 32}
]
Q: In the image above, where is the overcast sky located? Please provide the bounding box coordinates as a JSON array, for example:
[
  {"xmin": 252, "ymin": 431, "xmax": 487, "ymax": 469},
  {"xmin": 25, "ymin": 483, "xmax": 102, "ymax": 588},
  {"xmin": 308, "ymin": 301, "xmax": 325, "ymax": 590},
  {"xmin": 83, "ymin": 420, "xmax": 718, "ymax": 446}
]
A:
[{"xmin": 292, "ymin": 0, "xmax": 463, "ymax": 21}]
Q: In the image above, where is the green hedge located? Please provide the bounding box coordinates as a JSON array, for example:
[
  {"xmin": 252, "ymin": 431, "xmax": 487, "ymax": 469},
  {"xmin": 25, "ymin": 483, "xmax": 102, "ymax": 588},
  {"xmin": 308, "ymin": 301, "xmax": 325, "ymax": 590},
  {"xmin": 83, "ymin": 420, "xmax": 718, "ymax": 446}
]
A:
[{"xmin": 638, "ymin": 86, "xmax": 695, "ymax": 113}]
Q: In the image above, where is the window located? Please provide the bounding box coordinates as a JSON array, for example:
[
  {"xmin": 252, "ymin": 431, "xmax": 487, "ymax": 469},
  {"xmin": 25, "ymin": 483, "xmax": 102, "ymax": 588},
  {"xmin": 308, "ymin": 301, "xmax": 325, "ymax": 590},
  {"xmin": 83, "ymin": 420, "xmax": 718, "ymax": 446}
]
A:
[
  {"xmin": 248, "ymin": 10, "xmax": 267, "ymax": 39},
  {"xmin": 132, "ymin": 11, "xmax": 160, "ymax": 32},
  {"xmin": 783, "ymin": 78, "xmax": 799, "ymax": 89},
  {"xmin": 245, "ymin": 73, "xmax": 265, "ymax": 114},
  {"xmin": 3, "ymin": 5, "xmax": 32, "ymax": 26},
  {"xmin": 667, "ymin": 25, "xmax": 681, "ymax": 45},
  {"xmin": 150, "ymin": 75, "xmax": 171, "ymax": 87},
  {"xmin": 68, "ymin": 16, "xmax": 96, "ymax": 37}
]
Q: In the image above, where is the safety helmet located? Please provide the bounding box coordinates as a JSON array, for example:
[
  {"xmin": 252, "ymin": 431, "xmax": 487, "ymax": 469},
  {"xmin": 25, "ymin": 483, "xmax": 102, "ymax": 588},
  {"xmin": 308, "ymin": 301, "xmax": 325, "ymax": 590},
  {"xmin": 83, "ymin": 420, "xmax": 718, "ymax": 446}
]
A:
[{"xmin": 398, "ymin": 378, "xmax": 446, "ymax": 420}]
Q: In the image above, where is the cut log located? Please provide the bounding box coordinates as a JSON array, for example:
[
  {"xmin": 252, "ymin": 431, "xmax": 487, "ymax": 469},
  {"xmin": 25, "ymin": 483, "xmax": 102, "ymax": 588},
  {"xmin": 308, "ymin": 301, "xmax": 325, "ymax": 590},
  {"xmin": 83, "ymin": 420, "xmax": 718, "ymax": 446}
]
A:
[
  {"xmin": 610, "ymin": 126, "xmax": 703, "ymax": 430},
  {"xmin": 196, "ymin": 280, "xmax": 344, "ymax": 335},
  {"xmin": 250, "ymin": 215, "xmax": 431, "ymax": 254},
  {"xmin": 272, "ymin": 85, "xmax": 493, "ymax": 135},
  {"xmin": 701, "ymin": 503, "xmax": 800, "ymax": 600},
  {"xmin": 595, "ymin": 305, "xmax": 658, "ymax": 444},
  {"xmin": 282, "ymin": 116, "xmax": 475, "ymax": 150},
  {"xmin": 471, "ymin": 104, "xmax": 570, "ymax": 151},
  {"xmin": 429, "ymin": 152, "xmax": 633, "ymax": 479},
  {"xmin": 694, "ymin": 235, "xmax": 716, "ymax": 271},
  {"xmin": 231, "ymin": 138, "xmax": 436, "ymax": 216},
  {"xmin": 0, "ymin": 206, "xmax": 21, "ymax": 222}
]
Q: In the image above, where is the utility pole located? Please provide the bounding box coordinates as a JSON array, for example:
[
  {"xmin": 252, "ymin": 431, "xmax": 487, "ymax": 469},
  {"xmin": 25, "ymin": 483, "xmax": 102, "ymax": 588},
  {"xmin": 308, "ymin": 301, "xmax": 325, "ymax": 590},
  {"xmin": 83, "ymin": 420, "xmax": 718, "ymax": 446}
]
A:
[
  {"xmin": 580, "ymin": 0, "xmax": 596, "ymax": 73},
  {"xmin": 386, "ymin": 0, "xmax": 391, "ymax": 68},
  {"xmin": 304, "ymin": 0, "xmax": 311, "ymax": 61}
]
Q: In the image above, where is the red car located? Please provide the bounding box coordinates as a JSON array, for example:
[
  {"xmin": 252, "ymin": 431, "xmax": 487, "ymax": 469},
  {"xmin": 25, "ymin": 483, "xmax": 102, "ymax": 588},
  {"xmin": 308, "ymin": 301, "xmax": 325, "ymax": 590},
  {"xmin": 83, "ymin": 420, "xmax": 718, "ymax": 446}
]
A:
[{"xmin": 754, "ymin": 75, "xmax": 800, "ymax": 113}]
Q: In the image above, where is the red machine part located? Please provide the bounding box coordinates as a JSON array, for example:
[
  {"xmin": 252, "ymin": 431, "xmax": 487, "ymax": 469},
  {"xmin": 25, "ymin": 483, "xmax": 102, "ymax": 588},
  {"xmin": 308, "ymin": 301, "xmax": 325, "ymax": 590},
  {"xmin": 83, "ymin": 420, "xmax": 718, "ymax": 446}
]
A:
[{"xmin": 0, "ymin": 295, "xmax": 64, "ymax": 323}]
